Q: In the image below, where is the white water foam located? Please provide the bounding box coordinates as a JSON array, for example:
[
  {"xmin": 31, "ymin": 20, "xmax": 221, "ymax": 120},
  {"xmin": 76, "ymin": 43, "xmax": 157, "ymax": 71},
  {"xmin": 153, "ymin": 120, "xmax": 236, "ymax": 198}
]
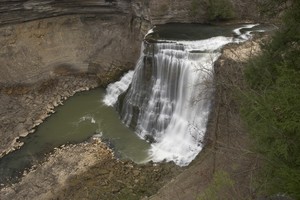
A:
[
  {"xmin": 144, "ymin": 26, "xmax": 155, "ymax": 39},
  {"xmin": 103, "ymin": 70, "xmax": 134, "ymax": 106},
  {"xmin": 103, "ymin": 24, "xmax": 262, "ymax": 166},
  {"xmin": 158, "ymin": 36, "xmax": 233, "ymax": 51},
  {"xmin": 144, "ymin": 42, "xmax": 222, "ymax": 166},
  {"xmin": 79, "ymin": 115, "xmax": 96, "ymax": 124},
  {"xmin": 233, "ymin": 24, "xmax": 261, "ymax": 42},
  {"xmin": 103, "ymin": 43, "xmax": 145, "ymax": 107}
]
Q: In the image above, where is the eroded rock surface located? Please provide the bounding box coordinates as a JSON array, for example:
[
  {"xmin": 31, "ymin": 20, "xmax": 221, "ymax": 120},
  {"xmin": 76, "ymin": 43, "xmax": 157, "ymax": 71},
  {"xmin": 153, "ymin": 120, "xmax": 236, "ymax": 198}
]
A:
[
  {"xmin": 0, "ymin": 0, "xmax": 131, "ymax": 25},
  {"xmin": 0, "ymin": 14, "xmax": 143, "ymax": 84},
  {"xmin": 0, "ymin": 138, "xmax": 181, "ymax": 200}
]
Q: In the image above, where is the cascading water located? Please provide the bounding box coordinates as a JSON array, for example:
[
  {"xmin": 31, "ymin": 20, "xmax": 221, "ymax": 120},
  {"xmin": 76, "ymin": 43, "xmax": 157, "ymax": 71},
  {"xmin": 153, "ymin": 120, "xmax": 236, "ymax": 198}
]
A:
[
  {"xmin": 104, "ymin": 24, "xmax": 264, "ymax": 166},
  {"xmin": 103, "ymin": 70, "xmax": 134, "ymax": 106}
]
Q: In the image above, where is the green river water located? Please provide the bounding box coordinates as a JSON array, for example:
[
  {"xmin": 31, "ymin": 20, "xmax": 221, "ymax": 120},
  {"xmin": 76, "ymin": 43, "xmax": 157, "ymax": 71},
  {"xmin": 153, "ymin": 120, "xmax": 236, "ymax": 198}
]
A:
[{"xmin": 0, "ymin": 88, "xmax": 150, "ymax": 184}]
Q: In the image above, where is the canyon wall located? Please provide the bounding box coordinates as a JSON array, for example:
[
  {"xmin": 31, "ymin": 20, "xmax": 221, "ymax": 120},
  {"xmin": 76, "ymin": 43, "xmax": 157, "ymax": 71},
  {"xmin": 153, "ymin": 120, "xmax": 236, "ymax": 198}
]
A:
[
  {"xmin": 0, "ymin": 0, "xmax": 147, "ymax": 156},
  {"xmin": 0, "ymin": 14, "xmax": 146, "ymax": 85},
  {"xmin": 0, "ymin": 0, "xmax": 145, "ymax": 85},
  {"xmin": 0, "ymin": 0, "xmax": 261, "ymax": 85}
]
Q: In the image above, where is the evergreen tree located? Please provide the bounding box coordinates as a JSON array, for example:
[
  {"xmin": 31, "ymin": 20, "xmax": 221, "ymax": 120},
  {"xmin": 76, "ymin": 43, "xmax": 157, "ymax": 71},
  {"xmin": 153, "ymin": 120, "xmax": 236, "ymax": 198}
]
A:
[{"xmin": 242, "ymin": 0, "xmax": 300, "ymax": 198}]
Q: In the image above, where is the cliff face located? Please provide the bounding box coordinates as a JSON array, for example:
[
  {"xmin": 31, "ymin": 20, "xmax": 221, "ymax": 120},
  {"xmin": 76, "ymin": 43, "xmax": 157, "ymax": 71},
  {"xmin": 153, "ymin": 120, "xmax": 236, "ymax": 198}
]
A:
[
  {"xmin": 0, "ymin": 0, "xmax": 131, "ymax": 25},
  {"xmin": 0, "ymin": 0, "xmax": 261, "ymax": 84},
  {"xmin": 0, "ymin": 0, "xmax": 147, "ymax": 85},
  {"xmin": 0, "ymin": 14, "xmax": 144, "ymax": 84}
]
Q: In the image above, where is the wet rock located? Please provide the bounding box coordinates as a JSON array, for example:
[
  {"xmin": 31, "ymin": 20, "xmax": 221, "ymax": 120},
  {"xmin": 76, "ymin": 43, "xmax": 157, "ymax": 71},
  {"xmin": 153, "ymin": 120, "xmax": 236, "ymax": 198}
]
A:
[{"xmin": 19, "ymin": 129, "xmax": 28, "ymax": 137}]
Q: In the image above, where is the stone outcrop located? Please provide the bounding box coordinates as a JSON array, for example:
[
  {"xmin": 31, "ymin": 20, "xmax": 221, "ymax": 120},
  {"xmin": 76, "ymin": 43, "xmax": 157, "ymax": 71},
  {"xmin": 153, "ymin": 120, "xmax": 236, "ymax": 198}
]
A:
[
  {"xmin": 0, "ymin": 137, "xmax": 180, "ymax": 200},
  {"xmin": 0, "ymin": 14, "xmax": 143, "ymax": 85},
  {"xmin": 0, "ymin": 139, "xmax": 113, "ymax": 200}
]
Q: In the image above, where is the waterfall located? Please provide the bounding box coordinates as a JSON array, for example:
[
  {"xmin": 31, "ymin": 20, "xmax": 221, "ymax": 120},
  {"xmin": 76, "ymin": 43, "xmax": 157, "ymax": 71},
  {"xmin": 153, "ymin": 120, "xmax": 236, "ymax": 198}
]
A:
[
  {"xmin": 103, "ymin": 43, "xmax": 145, "ymax": 106},
  {"xmin": 104, "ymin": 24, "xmax": 261, "ymax": 166},
  {"xmin": 103, "ymin": 70, "xmax": 134, "ymax": 106}
]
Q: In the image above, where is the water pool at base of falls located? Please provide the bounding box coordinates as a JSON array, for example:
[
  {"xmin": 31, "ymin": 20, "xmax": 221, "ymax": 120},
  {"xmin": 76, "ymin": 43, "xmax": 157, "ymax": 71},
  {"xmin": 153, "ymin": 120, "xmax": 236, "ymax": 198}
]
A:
[{"xmin": 0, "ymin": 88, "xmax": 150, "ymax": 185}]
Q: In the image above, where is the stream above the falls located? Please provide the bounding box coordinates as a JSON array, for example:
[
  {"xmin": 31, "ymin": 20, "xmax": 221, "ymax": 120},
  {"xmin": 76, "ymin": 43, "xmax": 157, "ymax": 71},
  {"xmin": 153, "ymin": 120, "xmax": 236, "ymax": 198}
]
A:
[{"xmin": 0, "ymin": 23, "xmax": 275, "ymax": 186}]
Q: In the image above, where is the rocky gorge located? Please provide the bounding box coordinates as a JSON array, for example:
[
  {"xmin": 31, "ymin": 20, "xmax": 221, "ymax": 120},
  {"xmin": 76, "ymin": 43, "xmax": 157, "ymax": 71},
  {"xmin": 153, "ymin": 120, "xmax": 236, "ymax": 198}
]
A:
[
  {"xmin": 0, "ymin": 12, "xmax": 144, "ymax": 156},
  {"xmin": 0, "ymin": 0, "xmax": 266, "ymax": 199}
]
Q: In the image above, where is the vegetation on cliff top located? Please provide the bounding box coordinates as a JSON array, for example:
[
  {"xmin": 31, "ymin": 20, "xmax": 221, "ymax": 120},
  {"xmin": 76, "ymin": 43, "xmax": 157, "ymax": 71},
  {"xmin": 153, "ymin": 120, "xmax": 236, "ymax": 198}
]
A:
[
  {"xmin": 241, "ymin": 0, "xmax": 300, "ymax": 198},
  {"xmin": 191, "ymin": 0, "xmax": 235, "ymax": 21}
]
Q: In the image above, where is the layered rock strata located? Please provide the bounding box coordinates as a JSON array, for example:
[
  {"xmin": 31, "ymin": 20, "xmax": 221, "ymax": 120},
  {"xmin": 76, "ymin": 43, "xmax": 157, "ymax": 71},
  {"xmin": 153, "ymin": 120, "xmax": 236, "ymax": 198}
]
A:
[{"xmin": 0, "ymin": 0, "xmax": 131, "ymax": 25}]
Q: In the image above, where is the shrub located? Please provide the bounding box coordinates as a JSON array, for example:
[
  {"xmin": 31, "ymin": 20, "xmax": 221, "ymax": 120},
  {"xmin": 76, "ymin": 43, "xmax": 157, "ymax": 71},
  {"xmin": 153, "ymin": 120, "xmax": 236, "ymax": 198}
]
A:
[
  {"xmin": 207, "ymin": 0, "xmax": 235, "ymax": 21},
  {"xmin": 190, "ymin": 0, "xmax": 235, "ymax": 21}
]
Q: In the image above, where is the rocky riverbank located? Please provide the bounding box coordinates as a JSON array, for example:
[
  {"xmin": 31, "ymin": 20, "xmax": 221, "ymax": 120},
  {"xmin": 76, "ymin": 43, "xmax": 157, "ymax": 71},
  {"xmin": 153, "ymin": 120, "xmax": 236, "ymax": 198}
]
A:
[
  {"xmin": 0, "ymin": 68, "xmax": 182, "ymax": 199},
  {"xmin": 0, "ymin": 133, "xmax": 181, "ymax": 200},
  {"xmin": 0, "ymin": 73, "xmax": 100, "ymax": 158},
  {"xmin": 0, "ymin": 138, "xmax": 110, "ymax": 199}
]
